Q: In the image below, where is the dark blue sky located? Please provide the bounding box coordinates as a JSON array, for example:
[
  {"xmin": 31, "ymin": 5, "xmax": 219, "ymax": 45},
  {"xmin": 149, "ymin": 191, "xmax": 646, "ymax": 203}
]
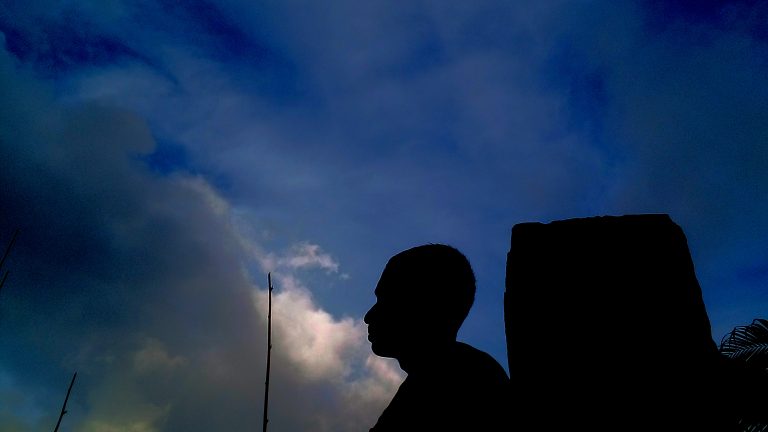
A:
[{"xmin": 1, "ymin": 1, "xmax": 767, "ymax": 430}]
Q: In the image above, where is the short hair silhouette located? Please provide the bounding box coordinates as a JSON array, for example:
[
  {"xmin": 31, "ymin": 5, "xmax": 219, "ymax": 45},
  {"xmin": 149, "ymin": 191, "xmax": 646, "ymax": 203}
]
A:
[
  {"xmin": 365, "ymin": 244, "xmax": 508, "ymax": 431},
  {"xmin": 383, "ymin": 244, "xmax": 475, "ymax": 333}
]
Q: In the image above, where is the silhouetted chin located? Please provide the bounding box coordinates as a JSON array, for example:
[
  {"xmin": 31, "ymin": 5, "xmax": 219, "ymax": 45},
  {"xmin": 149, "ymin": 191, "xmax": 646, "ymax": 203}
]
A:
[
  {"xmin": 368, "ymin": 339, "xmax": 397, "ymax": 358},
  {"xmin": 369, "ymin": 342, "xmax": 386, "ymax": 357}
]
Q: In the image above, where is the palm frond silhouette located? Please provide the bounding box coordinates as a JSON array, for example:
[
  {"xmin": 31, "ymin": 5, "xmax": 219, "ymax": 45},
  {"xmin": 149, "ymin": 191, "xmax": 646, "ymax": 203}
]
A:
[{"xmin": 720, "ymin": 319, "xmax": 768, "ymax": 432}]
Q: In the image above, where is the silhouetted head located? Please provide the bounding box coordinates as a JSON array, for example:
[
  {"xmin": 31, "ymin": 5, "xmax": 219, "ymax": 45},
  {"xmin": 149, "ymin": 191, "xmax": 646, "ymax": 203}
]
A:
[{"xmin": 364, "ymin": 244, "xmax": 476, "ymax": 360}]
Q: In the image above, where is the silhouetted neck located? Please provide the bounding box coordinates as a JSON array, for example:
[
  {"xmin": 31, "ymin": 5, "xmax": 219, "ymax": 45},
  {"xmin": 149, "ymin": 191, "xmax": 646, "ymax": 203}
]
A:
[{"xmin": 397, "ymin": 339, "xmax": 458, "ymax": 375}]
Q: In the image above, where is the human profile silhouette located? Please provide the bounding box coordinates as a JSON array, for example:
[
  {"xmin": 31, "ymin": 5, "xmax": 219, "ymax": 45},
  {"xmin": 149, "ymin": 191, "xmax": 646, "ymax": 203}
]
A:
[{"xmin": 365, "ymin": 244, "xmax": 509, "ymax": 431}]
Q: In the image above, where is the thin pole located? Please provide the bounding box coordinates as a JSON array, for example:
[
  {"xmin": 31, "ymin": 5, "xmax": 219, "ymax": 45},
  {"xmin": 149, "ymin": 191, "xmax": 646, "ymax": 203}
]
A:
[
  {"xmin": 0, "ymin": 229, "xmax": 19, "ymax": 272},
  {"xmin": 0, "ymin": 271, "xmax": 8, "ymax": 295},
  {"xmin": 53, "ymin": 372, "xmax": 77, "ymax": 432},
  {"xmin": 0, "ymin": 229, "xmax": 19, "ymax": 295},
  {"xmin": 262, "ymin": 273, "xmax": 273, "ymax": 432}
]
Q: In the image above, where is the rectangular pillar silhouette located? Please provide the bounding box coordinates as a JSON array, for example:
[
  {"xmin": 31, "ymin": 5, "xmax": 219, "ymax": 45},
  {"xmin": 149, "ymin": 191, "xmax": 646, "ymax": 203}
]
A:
[{"xmin": 505, "ymin": 214, "xmax": 730, "ymax": 431}]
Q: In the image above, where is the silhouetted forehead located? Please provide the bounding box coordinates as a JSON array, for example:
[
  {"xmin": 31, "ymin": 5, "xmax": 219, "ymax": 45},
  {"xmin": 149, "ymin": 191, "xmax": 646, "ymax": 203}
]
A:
[
  {"xmin": 374, "ymin": 261, "xmax": 403, "ymax": 297},
  {"xmin": 374, "ymin": 257, "xmax": 429, "ymax": 299},
  {"xmin": 388, "ymin": 245, "xmax": 456, "ymax": 276}
]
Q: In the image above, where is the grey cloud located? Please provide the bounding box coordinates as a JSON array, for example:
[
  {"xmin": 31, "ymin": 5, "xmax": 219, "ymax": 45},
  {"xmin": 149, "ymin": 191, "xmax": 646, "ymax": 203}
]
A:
[
  {"xmin": 0, "ymin": 37, "xmax": 399, "ymax": 431},
  {"xmin": 4, "ymin": 2, "xmax": 767, "ymax": 429}
]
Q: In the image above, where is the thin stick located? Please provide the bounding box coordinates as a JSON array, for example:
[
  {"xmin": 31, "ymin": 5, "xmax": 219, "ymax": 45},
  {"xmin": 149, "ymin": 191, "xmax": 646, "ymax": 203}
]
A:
[
  {"xmin": 0, "ymin": 229, "xmax": 18, "ymax": 296},
  {"xmin": 262, "ymin": 273, "xmax": 273, "ymax": 432},
  {"xmin": 53, "ymin": 372, "xmax": 77, "ymax": 432},
  {"xmin": 0, "ymin": 229, "xmax": 19, "ymax": 273},
  {"xmin": 0, "ymin": 271, "xmax": 8, "ymax": 295}
]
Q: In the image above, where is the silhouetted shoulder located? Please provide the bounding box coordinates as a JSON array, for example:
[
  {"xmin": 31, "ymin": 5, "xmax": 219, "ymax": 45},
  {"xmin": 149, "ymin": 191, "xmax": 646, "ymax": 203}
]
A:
[
  {"xmin": 449, "ymin": 342, "xmax": 509, "ymax": 387},
  {"xmin": 366, "ymin": 244, "xmax": 508, "ymax": 430},
  {"xmin": 371, "ymin": 342, "xmax": 509, "ymax": 431}
]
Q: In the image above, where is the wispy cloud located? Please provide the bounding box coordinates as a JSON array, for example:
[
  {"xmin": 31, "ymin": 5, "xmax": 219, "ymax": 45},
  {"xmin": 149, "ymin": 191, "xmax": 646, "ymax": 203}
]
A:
[{"xmin": 279, "ymin": 243, "xmax": 340, "ymax": 273}]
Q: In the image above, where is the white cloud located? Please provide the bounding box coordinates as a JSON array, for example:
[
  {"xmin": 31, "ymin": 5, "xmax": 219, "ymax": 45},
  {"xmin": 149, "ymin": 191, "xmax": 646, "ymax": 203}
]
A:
[
  {"xmin": 232, "ymin": 217, "xmax": 343, "ymax": 276},
  {"xmin": 254, "ymin": 275, "xmax": 359, "ymax": 381},
  {"xmin": 251, "ymin": 273, "xmax": 403, "ymax": 430},
  {"xmin": 341, "ymin": 354, "xmax": 404, "ymax": 421},
  {"xmin": 252, "ymin": 272, "xmax": 403, "ymax": 383},
  {"xmin": 279, "ymin": 242, "xmax": 340, "ymax": 273}
]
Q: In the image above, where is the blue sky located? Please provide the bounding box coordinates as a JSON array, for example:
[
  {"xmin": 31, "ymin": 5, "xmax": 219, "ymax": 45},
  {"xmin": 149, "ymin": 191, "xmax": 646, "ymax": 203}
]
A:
[{"xmin": 1, "ymin": 1, "xmax": 767, "ymax": 430}]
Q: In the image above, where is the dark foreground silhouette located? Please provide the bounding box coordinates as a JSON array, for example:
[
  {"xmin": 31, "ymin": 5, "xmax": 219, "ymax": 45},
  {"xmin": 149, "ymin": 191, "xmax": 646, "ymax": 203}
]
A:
[
  {"xmin": 506, "ymin": 214, "xmax": 768, "ymax": 431},
  {"xmin": 719, "ymin": 318, "xmax": 768, "ymax": 431},
  {"xmin": 365, "ymin": 244, "xmax": 509, "ymax": 431},
  {"xmin": 363, "ymin": 216, "xmax": 767, "ymax": 430}
]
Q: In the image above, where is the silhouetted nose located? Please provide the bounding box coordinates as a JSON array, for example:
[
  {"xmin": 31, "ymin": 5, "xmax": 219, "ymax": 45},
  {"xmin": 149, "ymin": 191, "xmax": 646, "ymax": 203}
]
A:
[{"xmin": 364, "ymin": 303, "xmax": 377, "ymax": 324}]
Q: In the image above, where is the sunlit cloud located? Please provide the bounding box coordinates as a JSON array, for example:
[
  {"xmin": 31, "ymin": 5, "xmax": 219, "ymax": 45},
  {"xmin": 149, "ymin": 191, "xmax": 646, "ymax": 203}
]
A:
[{"xmin": 279, "ymin": 242, "xmax": 341, "ymax": 273}]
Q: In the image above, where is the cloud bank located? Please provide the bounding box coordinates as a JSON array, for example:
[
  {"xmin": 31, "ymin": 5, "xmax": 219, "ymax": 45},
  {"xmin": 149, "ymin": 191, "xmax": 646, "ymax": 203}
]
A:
[
  {"xmin": 0, "ymin": 36, "xmax": 401, "ymax": 431},
  {"xmin": 2, "ymin": 1, "xmax": 767, "ymax": 430}
]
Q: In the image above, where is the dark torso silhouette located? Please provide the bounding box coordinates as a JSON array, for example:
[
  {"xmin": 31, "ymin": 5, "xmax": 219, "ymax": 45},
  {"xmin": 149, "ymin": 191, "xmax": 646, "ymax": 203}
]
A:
[{"xmin": 370, "ymin": 341, "xmax": 509, "ymax": 431}]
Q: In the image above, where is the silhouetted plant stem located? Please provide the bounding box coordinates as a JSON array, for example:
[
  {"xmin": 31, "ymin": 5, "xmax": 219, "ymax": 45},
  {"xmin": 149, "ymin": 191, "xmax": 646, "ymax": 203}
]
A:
[
  {"xmin": 53, "ymin": 372, "xmax": 77, "ymax": 432},
  {"xmin": 0, "ymin": 271, "xmax": 8, "ymax": 295},
  {"xmin": 0, "ymin": 229, "xmax": 19, "ymax": 271},
  {"xmin": 0, "ymin": 229, "xmax": 19, "ymax": 295},
  {"xmin": 262, "ymin": 273, "xmax": 273, "ymax": 432}
]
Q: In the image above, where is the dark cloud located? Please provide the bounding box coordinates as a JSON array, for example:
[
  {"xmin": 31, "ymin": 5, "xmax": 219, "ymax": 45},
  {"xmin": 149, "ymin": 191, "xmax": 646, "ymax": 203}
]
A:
[
  {"xmin": 0, "ymin": 35, "xmax": 398, "ymax": 430},
  {"xmin": 2, "ymin": 1, "xmax": 767, "ymax": 429}
]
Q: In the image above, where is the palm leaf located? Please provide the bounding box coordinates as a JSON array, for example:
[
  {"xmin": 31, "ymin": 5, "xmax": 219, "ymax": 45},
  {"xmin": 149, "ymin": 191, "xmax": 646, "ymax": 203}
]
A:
[
  {"xmin": 720, "ymin": 319, "xmax": 768, "ymax": 432},
  {"xmin": 721, "ymin": 319, "xmax": 768, "ymax": 363}
]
